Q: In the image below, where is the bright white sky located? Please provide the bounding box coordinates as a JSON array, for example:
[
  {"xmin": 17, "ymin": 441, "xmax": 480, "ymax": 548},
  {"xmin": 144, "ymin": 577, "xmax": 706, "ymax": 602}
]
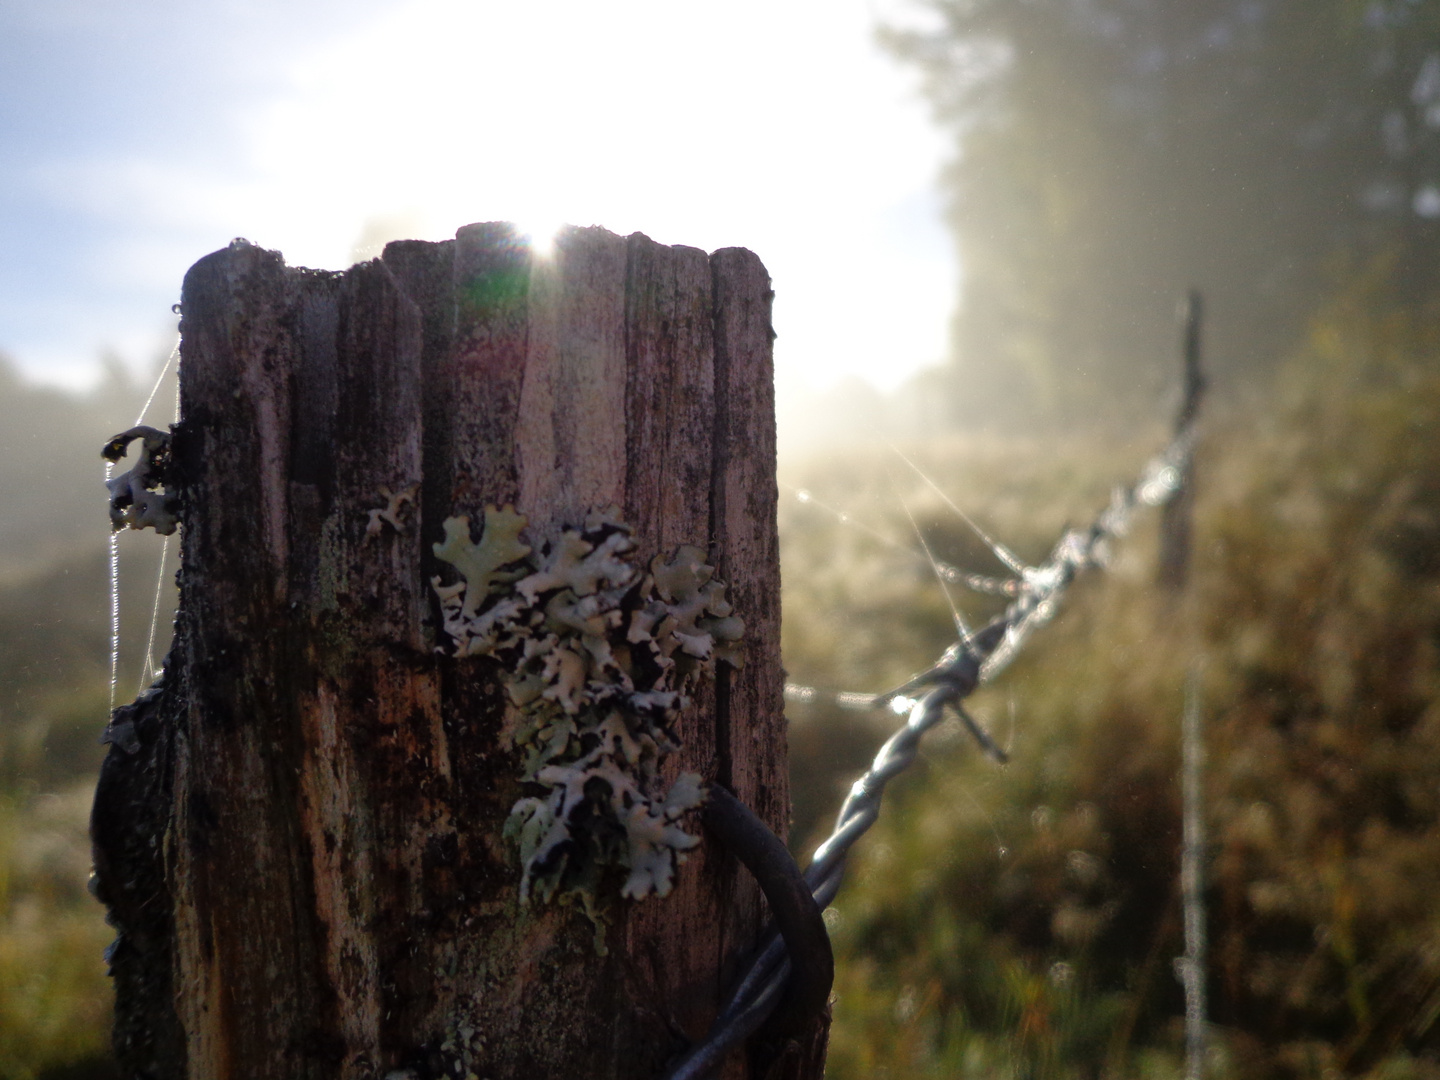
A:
[{"xmin": 0, "ymin": 0, "xmax": 954, "ymax": 397}]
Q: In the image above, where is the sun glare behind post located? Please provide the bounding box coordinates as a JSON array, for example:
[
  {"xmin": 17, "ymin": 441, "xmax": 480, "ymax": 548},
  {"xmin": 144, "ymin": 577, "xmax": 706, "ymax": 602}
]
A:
[{"xmin": 520, "ymin": 219, "xmax": 561, "ymax": 258}]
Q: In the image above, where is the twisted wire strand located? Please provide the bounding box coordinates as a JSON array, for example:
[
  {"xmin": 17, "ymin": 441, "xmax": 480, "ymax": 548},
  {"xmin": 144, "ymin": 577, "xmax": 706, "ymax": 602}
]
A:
[{"xmin": 665, "ymin": 420, "xmax": 1197, "ymax": 1080}]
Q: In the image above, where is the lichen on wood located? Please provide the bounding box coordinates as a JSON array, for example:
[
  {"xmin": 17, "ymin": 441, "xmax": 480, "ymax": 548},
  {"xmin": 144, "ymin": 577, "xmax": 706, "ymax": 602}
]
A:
[
  {"xmin": 103, "ymin": 425, "xmax": 180, "ymax": 534},
  {"xmin": 431, "ymin": 505, "xmax": 744, "ymax": 938},
  {"xmin": 365, "ymin": 482, "xmax": 419, "ymax": 538}
]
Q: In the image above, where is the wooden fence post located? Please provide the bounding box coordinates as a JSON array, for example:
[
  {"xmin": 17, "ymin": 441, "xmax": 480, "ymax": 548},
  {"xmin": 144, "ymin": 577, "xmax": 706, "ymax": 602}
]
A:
[{"xmin": 91, "ymin": 224, "xmax": 823, "ymax": 1080}]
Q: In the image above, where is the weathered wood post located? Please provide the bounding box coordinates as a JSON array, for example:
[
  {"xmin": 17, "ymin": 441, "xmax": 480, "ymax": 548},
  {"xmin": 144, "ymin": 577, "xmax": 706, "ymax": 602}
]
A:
[{"xmin": 91, "ymin": 224, "xmax": 826, "ymax": 1079}]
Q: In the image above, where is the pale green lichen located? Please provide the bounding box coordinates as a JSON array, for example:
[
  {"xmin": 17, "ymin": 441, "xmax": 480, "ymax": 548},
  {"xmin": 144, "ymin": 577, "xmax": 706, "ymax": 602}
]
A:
[{"xmin": 431, "ymin": 507, "xmax": 744, "ymax": 943}]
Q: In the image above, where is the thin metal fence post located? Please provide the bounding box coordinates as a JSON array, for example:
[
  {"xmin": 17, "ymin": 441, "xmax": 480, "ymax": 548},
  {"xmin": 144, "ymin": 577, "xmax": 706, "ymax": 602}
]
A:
[
  {"xmin": 1159, "ymin": 290, "xmax": 1205, "ymax": 592},
  {"xmin": 1179, "ymin": 665, "xmax": 1209, "ymax": 1080}
]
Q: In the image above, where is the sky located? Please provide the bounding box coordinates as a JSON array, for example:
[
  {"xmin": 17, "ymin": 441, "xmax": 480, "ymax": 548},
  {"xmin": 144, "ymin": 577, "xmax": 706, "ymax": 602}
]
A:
[{"xmin": 0, "ymin": 0, "xmax": 955, "ymax": 401}]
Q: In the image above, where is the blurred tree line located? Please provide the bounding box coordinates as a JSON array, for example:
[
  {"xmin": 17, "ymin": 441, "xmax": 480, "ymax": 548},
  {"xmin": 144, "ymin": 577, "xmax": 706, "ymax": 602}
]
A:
[{"xmin": 884, "ymin": 0, "xmax": 1440, "ymax": 427}]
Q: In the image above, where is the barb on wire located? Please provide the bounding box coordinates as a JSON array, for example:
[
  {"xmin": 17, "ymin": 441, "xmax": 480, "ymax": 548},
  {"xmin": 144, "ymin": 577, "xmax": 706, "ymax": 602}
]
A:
[{"xmin": 665, "ymin": 414, "xmax": 1199, "ymax": 1080}]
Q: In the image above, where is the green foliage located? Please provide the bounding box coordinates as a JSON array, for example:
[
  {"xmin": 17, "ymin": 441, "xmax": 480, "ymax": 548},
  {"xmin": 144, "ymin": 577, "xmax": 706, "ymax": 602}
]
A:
[{"xmin": 782, "ymin": 272, "xmax": 1440, "ymax": 1078}]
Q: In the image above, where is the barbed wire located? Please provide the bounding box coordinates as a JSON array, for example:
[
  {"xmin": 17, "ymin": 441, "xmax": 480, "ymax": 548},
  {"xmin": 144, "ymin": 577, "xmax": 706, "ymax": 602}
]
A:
[{"xmin": 664, "ymin": 414, "xmax": 1198, "ymax": 1080}]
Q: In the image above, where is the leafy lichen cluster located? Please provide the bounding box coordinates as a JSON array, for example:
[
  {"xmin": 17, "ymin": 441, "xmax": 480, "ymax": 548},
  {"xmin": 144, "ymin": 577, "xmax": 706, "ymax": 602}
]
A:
[{"xmin": 431, "ymin": 505, "xmax": 744, "ymax": 933}]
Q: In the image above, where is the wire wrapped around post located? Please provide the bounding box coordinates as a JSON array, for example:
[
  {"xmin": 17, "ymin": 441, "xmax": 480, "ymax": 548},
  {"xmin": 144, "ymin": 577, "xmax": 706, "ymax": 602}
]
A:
[{"xmin": 665, "ymin": 787, "xmax": 835, "ymax": 1080}]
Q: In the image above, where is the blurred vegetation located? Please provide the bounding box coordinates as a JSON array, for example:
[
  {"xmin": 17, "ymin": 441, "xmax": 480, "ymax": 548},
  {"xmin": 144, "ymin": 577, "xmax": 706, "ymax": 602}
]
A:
[
  {"xmin": 883, "ymin": 0, "xmax": 1440, "ymax": 431},
  {"xmin": 780, "ymin": 261, "xmax": 1440, "ymax": 1079},
  {"xmin": 0, "ymin": 788, "xmax": 116, "ymax": 1078},
  {"xmin": 0, "ymin": 353, "xmax": 172, "ymax": 1079}
]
